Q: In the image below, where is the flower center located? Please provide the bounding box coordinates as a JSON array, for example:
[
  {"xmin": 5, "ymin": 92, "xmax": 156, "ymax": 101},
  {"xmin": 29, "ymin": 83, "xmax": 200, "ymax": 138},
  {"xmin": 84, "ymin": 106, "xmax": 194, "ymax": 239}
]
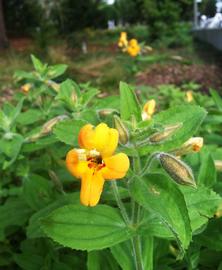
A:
[
  {"xmin": 87, "ymin": 155, "xmax": 105, "ymax": 170},
  {"xmin": 75, "ymin": 148, "xmax": 105, "ymax": 171}
]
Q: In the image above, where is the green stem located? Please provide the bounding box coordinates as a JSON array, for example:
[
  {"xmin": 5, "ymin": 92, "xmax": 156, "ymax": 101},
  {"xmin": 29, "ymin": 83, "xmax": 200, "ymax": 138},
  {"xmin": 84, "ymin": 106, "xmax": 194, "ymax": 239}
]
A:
[
  {"xmin": 111, "ymin": 181, "xmax": 130, "ymax": 225},
  {"xmin": 130, "ymin": 152, "xmax": 144, "ymax": 270}
]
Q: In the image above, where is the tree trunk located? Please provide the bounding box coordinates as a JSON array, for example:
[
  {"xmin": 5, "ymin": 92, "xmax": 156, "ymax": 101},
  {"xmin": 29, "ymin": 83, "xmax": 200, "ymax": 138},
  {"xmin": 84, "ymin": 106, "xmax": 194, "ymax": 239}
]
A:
[{"xmin": 0, "ymin": 0, "xmax": 8, "ymax": 48}]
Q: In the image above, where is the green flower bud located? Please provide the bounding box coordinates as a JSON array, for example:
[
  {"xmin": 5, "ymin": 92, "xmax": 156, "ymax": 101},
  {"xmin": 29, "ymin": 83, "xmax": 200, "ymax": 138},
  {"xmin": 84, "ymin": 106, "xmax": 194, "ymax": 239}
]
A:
[
  {"xmin": 158, "ymin": 152, "xmax": 196, "ymax": 187},
  {"xmin": 113, "ymin": 115, "xmax": 129, "ymax": 145},
  {"xmin": 149, "ymin": 123, "xmax": 182, "ymax": 143}
]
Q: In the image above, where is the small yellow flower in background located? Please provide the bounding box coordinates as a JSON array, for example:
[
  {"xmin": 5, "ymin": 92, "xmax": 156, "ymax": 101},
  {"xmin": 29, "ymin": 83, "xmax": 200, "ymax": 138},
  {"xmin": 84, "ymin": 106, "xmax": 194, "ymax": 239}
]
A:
[
  {"xmin": 21, "ymin": 83, "xmax": 32, "ymax": 93},
  {"xmin": 127, "ymin": 39, "xmax": 141, "ymax": 57},
  {"xmin": 142, "ymin": 99, "xmax": 156, "ymax": 120},
  {"xmin": 173, "ymin": 137, "xmax": 203, "ymax": 156},
  {"xmin": 66, "ymin": 123, "xmax": 130, "ymax": 207},
  {"xmin": 118, "ymin": 32, "xmax": 128, "ymax": 50},
  {"xmin": 186, "ymin": 91, "xmax": 193, "ymax": 102}
]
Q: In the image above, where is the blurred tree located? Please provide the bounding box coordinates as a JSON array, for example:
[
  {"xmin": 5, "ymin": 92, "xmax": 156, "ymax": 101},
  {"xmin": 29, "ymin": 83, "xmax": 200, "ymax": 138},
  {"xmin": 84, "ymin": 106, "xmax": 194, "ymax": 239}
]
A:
[
  {"xmin": 0, "ymin": 0, "xmax": 8, "ymax": 48},
  {"xmin": 3, "ymin": 0, "xmax": 42, "ymax": 36},
  {"xmin": 57, "ymin": 0, "xmax": 107, "ymax": 33}
]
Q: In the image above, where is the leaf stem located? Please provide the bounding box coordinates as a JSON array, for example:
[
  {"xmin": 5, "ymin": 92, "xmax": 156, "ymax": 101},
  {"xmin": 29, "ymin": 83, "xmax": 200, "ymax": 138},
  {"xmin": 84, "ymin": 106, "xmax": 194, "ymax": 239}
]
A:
[{"xmin": 111, "ymin": 181, "xmax": 130, "ymax": 225}]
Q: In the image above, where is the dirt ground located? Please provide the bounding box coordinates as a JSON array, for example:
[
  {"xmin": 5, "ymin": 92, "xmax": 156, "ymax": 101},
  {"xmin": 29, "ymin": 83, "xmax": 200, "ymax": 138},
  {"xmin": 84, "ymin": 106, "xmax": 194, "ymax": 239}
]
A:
[{"xmin": 136, "ymin": 63, "xmax": 222, "ymax": 93}]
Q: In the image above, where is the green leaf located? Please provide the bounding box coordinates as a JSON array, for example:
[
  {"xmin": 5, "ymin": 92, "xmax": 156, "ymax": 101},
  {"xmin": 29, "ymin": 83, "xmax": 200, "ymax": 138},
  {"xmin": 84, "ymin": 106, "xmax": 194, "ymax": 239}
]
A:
[
  {"xmin": 41, "ymin": 204, "xmax": 133, "ymax": 250},
  {"xmin": 27, "ymin": 193, "xmax": 80, "ymax": 238},
  {"xmin": 111, "ymin": 241, "xmax": 134, "ymax": 270},
  {"xmin": 196, "ymin": 219, "xmax": 222, "ymax": 251},
  {"xmin": 0, "ymin": 197, "xmax": 32, "ymax": 241},
  {"xmin": 13, "ymin": 253, "xmax": 44, "ymax": 270},
  {"xmin": 137, "ymin": 105, "xmax": 207, "ymax": 156},
  {"xmin": 120, "ymin": 82, "xmax": 141, "ymax": 122},
  {"xmin": 210, "ymin": 89, "xmax": 222, "ymax": 111},
  {"xmin": 111, "ymin": 237, "xmax": 153, "ymax": 270},
  {"xmin": 22, "ymin": 174, "xmax": 54, "ymax": 211},
  {"xmin": 87, "ymin": 251, "xmax": 100, "ymax": 270},
  {"xmin": 53, "ymin": 119, "xmax": 86, "ymax": 146},
  {"xmin": 0, "ymin": 133, "xmax": 24, "ymax": 169},
  {"xmin": 130, "ymin": 173, "xmax": 192, "ymax": 255},
  {"xmin": 14, "ymin": 70, "xmax": 37, "ymax": 81},
  {"xmin": 81, "ymin": 88, "xmax": 99, "ymax": 107},
  {"xmin": 181, "ymin": 186, "xmax": 222, "ymax": 232},
  {"xmin": 141, "ymin": 236, "xmax": 153, "ymax": 270},
  {"xmin": 47, "ymin": 64, "xmax": 68, "ymax": 79},
  {"xmin": 31, "ymin": 54, "xmax": 47, "ymax": 74},
  {"xmin": 17, "ymin": 109, "xmax": 42, "ymax": 125},
  {"xmin": 197, "ymin": 150, "xmax": 216, "ymax": 188},
  {"xmin": 55, "ymin": 79, "xmax": 80, "ymax": 110}
]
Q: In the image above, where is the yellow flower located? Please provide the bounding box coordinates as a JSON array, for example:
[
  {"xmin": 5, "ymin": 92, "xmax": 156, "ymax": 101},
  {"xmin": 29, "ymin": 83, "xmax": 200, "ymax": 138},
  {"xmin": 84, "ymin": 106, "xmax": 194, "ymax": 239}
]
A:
[
  {"xmin": 173, "ymin": 137, "xmax": 203, "ymax": 156},
  {"xmin": 127, "ymin": 39, "xmax": 141, "ymax": 57},
  {"xmin": 66, "ymin": 123, "xmax": 130, "ymax": 207},
  {"xmin": 21, "ymin": 83, "xmax": 32, "ymax": 93},
  {"xmin": 118, "ymin": 32, "xmax": 128, "ymax": 49},
  {"xmin": 186, "ymin": 91, "xmax": 193, "ymax": 102},
  {"xmin": 142, "ymin": 99, "xmax": 156, "ymax": 120}
]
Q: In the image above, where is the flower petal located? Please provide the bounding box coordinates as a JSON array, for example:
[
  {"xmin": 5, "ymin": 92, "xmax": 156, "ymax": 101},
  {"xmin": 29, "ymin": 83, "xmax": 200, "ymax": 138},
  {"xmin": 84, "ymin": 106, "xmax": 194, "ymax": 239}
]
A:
[
  {"xmin": 102, "ymin": 153, "xmax": 130, "ymax": 179},
  {"xmin": 80, "ymin": 171, "xmax": 105, "ymax": 207},
  {"xmin": 66, "ymin": 149, "xmax": 88, "ymax": 178},
  {"xmin": 93, "ymin": 123, "xmax": 110, "ymax": 153},
  {"xmin": 100, "ymin": 128, "xmax": 119, "ymax": 157},
  {"xmin": 78, "ymin": 124, "xmax": 95, "ymax": 150}
]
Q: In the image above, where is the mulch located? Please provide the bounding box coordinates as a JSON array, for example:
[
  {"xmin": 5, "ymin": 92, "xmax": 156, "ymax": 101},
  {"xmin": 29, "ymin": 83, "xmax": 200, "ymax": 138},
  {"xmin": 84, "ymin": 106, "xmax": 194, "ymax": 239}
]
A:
[{"xmin": 136, "ymin": 63, "xmax": 222, "ymax": 93}]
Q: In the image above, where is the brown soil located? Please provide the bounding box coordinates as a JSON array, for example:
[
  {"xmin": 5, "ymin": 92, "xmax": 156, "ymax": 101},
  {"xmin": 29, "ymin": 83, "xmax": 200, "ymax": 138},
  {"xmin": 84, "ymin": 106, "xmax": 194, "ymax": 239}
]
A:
[{"xmin": 136, "ymin": 63, "xmax": 222, "ymax": 92}]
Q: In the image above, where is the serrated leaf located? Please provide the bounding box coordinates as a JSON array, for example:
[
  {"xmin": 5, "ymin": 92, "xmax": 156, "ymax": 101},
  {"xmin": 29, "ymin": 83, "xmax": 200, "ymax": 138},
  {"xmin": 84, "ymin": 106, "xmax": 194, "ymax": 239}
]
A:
[
  {"xmin": 137, "ymin": 105, "xmax": 207, "ymax": 156},
  {"xmin": 120, "ymin": 82, "xmax": 141, "ymax": 122},
  {"xmin": 53, "ymin": 119, "xmax": 86, "ymax": 146},
  {"xmin": 41, "ymin": 204, "xmax": 133, "ymax": 251},
  {"xmin": 130, "ymin": 173, "xmax": 192, "ymax": 255},
  {"xmin": 181, "ymin": 186, "xmax": 222, "ymax": 232}
]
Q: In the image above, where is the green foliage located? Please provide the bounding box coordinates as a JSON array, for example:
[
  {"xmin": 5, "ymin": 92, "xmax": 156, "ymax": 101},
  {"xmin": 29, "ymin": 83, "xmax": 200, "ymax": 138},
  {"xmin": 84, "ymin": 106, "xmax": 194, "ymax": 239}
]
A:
[{"xmin": 1, "ymin": 54, "xmax": 222, "ymax": 270}]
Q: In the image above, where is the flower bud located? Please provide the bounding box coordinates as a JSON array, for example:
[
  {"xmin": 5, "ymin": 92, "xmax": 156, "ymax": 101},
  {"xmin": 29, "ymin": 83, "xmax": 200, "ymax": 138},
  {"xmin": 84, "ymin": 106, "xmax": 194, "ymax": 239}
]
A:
[
  {"xmin": 186, "ymin": 91, "xmax": 193, "ymax": 102},
  {"xmin": 142, "ymin": 99, "xmax": 156, "ymax": 120},
  {"xmin": 113, "ymin": 115, "xmax": 129, "ymax": 145},
  {"xmin": 71, "ymin": 92, "xmax": 78, "ymax": 103},
  {"xmin": 41, "ymin": 115, "xmax": 68, "ymax": 135},
  {"xmin": 173, "ymin": 137, "xmax": 203, "ymax": 156},
  {"xmin": 27, "ymin": 115, "xmax": 68, "ymax": 142},
  {"xmin": 214, "ymin": 160, "xmax": 222, "ymax": 172},
  {"xmin": 21, "ymin": 83, "xmax": 32, "ymax": 93},
  {"xmin": 98, "ymin": 109, "xmax": 116, "ymax": 117},
  {"xmin": 149, "ymin": 123, "xmax": 182, "ymax": 143},
  {"xmin": 47, "ymin": 80, "xmax": 60, "ymax": 92},
  {"xmin": 158, "ymin": 152, "xmax": 196, "ymax": 187}
]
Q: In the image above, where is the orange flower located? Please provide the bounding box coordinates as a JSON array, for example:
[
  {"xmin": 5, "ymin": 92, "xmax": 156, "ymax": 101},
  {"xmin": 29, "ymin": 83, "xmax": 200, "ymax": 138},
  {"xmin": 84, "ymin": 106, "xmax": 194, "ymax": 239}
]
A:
[{"xmin": 66, "ymin": 123, "xmax": 130, "ymax": 207}]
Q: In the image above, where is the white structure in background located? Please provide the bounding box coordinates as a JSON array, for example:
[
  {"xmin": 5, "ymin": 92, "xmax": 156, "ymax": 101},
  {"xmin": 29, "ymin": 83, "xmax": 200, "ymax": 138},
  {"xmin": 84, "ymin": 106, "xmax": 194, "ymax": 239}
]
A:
[
  {"xmin": 108, "ymin": 20, "xmax": 115, "ymax": 29},
  {"xmin": 196, "ymin": 0, "xmax": 222, "ymax": 29}
]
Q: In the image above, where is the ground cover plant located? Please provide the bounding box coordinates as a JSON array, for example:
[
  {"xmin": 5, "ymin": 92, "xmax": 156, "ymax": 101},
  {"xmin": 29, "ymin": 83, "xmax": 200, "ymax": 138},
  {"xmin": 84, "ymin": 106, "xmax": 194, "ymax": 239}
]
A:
[{"xmin": 1, "ymin": 54, "xmax": 222, "ymax": 270}]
